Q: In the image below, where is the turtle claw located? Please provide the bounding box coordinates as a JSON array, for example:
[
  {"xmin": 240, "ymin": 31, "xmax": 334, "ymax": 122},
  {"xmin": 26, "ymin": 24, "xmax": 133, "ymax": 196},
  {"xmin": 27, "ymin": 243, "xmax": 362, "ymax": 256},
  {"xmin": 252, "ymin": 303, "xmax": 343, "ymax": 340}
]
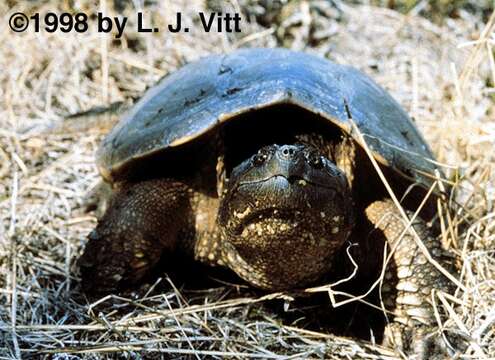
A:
[
  {"xmin": 384, "ymin": 323, "xmax": 456, "ymax": 360},
  {"xmin": 78, "ymin": 228, "xmax": 159, "ymax": 296},
  {"xmin": 78, "ymin": 230, "xmax": 128, "ymax": 295}
]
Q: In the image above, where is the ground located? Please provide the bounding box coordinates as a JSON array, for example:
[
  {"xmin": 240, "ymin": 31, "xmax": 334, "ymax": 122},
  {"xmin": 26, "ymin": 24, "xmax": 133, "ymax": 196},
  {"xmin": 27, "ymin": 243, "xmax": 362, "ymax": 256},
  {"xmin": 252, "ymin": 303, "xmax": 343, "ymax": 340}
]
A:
[{"xmin": 0, "ymin": 0, "xmax": 494, "ymax": 359}]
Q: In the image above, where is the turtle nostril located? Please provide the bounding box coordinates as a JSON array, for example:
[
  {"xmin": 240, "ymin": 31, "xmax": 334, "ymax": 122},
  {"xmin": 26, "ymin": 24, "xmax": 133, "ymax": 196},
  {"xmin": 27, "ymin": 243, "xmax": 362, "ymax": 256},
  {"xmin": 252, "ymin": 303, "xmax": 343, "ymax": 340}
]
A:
[{"xmin": 281, "ymin": 146, "xmax": 296, "ymax": 157}]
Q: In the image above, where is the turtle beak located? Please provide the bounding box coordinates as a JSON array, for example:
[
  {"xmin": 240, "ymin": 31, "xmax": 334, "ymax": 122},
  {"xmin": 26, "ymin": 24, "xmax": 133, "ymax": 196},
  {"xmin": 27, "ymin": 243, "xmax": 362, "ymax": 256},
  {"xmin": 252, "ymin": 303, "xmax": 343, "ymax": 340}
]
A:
[
  {"xmin": 233, "ymin": 144, "xmax": 309, "ymax": 186},
  {"xmin": 266, "ymin": 145, "xmax": 307, "ymax": 183},
  {"xmin": 231, "ymin": 144, "xmax": 341, "ymax": 190}
]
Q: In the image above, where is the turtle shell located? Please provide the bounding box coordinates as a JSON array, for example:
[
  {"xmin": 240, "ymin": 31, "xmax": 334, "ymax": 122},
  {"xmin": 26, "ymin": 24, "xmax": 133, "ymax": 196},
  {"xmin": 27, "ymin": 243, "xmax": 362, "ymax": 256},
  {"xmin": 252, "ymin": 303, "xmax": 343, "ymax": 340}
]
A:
[{"xmin": 97, "ymin": 48, "xmax": 439, "ymax": 190}]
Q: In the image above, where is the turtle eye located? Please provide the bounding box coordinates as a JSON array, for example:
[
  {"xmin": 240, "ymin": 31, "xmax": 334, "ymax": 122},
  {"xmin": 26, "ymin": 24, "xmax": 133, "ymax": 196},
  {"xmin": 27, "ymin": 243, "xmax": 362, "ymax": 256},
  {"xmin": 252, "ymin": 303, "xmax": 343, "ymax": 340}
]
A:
[
  {"xmin": 307, "ymin": 152, "xmax": 324, "ymax": 169},
  {"xmin": 252, "ymin": 149, "xmax": 270, "ymax": 167}
]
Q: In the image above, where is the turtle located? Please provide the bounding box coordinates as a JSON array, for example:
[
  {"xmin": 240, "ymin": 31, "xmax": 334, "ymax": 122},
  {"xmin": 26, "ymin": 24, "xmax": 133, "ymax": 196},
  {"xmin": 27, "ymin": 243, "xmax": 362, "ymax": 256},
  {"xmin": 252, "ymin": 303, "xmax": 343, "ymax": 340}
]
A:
[{"xmin": 79, "ymin": 48, "xmax": 455, "ymax": 357}]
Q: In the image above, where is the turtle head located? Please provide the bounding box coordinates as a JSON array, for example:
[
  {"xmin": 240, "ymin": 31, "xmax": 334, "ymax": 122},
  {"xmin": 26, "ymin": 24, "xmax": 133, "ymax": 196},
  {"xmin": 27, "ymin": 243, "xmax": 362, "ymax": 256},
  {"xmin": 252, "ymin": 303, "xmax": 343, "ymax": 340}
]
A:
[{"xmin": 218, "ymin": 144, "xmax": 354, "ymax": 290}]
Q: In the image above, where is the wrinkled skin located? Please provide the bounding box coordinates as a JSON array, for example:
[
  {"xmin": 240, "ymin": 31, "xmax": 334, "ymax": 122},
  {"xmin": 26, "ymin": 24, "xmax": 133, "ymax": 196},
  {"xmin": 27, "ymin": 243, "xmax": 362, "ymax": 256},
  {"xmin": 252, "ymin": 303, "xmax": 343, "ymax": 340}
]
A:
[
  {"xmin": 217, "ymin": 144, "xmax": 353, "ymax": 289},
  {"xmin": 79, "ymin": 134, "xmax": 455, "ymax": 359}
]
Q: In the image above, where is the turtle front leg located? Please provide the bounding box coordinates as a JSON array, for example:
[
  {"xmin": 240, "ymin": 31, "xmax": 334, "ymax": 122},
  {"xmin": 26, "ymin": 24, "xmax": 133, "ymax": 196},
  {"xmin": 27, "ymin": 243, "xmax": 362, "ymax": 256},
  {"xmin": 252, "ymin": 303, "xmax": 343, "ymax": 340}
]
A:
[
  {"xmin": 364, "ymin": 200, "xmax": 455, "ymax": 358},
  {"xmin": 78, "ymin": 179, "xmax": 193, "ymax": 295}
]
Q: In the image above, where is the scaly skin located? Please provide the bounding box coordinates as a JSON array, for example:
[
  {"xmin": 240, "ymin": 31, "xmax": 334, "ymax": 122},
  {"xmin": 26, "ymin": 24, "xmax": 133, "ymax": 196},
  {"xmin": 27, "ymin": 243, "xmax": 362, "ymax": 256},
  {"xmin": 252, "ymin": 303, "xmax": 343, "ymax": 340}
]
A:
[
  {"xmin": 79, "ymin": 179, "xmax": 194, "ymax": 294},
  {"xmin": 364, "ymin": 200, "xmax": 454, "ymax": 358}
]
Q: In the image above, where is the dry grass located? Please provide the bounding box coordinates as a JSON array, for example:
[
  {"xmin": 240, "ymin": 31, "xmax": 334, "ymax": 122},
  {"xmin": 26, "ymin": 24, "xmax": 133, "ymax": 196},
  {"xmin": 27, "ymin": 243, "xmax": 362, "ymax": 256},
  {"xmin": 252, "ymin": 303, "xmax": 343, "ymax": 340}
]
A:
[{"xmin": 0, "ymin": 0, "xmax": 494, "ymax": 359}]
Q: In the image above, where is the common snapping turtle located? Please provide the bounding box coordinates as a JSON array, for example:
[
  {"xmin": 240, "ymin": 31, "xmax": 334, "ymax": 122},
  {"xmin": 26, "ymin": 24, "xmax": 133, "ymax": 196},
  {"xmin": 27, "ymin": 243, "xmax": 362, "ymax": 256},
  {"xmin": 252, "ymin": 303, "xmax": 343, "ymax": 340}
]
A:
[{"xmin": 79, "ymin": 48, "xmax": 454, "ymax": 356}]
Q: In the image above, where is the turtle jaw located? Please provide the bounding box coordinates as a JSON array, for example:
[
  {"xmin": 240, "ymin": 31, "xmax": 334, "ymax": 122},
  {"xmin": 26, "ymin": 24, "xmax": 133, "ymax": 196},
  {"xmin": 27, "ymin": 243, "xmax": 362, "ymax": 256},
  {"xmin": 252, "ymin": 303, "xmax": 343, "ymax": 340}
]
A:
[
  {"xmin": 217, "ymin": 144, "xmax": 354, "ymax": 290},
  {"xmin": 219, "ymin": 205, "xmax": 353, "ymax": 290}
]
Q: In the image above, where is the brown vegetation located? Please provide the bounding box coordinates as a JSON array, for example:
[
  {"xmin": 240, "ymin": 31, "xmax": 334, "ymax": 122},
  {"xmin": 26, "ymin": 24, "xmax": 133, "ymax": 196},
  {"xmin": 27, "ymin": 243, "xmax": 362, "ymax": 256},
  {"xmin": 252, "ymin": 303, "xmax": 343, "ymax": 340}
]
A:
[{"xmin": 0, "ymin": 1, "xmax": 493, "ymax": 358}]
